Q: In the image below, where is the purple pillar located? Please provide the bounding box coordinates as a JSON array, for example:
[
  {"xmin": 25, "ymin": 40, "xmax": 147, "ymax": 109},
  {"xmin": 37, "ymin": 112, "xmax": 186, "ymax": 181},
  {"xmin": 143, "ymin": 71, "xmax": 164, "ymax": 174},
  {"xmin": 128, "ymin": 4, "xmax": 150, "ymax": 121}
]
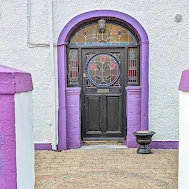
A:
[
  {"xmin": 141, "ymin": 42, "xmax": 149, "ymax": 130},
  {"xmin": 126, "ymin": 86, "xmax": 141, "ymax": 147},
  {"xmin": 66, "ymin": 87, "xmax": 81, "ymax": 148},
  {"xmin": 58, "ymin": 45, "xmax": 67, "ymax": 150},
  {"xmin": 0, "ymin": 65, "xmax": 33, "ymax": 189}
]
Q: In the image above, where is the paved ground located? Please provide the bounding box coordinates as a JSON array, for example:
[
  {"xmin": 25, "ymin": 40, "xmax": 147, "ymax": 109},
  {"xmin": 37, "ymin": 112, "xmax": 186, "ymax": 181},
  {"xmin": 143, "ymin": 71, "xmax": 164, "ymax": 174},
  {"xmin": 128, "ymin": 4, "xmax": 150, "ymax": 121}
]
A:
[{"xmin": 35, "ymin": 148, "xmax": 178, "ymax": 189}]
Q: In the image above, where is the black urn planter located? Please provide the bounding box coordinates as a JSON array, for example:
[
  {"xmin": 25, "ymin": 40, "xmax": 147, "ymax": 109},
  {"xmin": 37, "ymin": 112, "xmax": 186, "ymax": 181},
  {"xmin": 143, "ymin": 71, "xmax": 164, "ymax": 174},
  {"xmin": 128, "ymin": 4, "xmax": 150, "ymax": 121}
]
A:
[{"xmin": 133, "ymin": 130, "xmax": 155, "ymax": 154}]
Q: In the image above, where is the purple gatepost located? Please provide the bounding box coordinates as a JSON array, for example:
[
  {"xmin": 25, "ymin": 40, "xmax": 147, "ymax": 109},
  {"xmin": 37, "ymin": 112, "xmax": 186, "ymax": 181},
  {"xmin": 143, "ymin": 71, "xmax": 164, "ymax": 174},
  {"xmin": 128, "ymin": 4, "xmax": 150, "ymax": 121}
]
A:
[{"xmin": 0, "ymin": 65, "xmax": 34, "ymax": 189}]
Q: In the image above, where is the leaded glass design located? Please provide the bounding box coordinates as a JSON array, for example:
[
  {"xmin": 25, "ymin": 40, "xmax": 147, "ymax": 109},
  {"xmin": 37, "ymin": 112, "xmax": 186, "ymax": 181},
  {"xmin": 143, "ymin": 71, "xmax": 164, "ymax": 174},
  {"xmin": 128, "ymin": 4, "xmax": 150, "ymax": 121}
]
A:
[
  {"xmin": 69, "ymin": 23, "xmax": 137, "ymax": 46},
  {"xmin": 68, "ymin": 49, "xmax": 79, "ymax": 86},
  {"xmin": 86, "ymin": 53, "xmax": 96, "ymax": 87},
  {"xmin": 128, "ymin": 48, "xmax": 138, "ymax": 84},
  {"xmin": 87, "ymin": 54, "xmax": 120, "ymax": 87},
  {"xmin": 111, "ymin": 52, "xmax": 121, "ymax": 86}
]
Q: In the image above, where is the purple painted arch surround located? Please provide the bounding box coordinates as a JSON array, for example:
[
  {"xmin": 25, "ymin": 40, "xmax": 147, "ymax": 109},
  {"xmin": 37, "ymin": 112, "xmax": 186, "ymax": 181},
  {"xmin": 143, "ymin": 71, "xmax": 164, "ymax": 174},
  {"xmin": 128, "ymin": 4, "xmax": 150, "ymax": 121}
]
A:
[{"xmin": 57, "ymin": 10, "xmax": 149, "ymax": 150}]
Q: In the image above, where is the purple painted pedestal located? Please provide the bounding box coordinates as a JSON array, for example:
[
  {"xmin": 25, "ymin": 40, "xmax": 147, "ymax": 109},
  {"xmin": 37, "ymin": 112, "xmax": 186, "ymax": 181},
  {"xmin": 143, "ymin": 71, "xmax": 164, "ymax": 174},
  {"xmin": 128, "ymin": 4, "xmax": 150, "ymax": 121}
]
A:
[
  {"xmin": 66, "ymin": 87, "xmax": 81, "ymax": 148},
  {"xmin": 0, "ymin": 65, "xmax": 33, "ymax": 189},
  {"xmin": 126, "ymin": 86, "xmax": 141, "ymax": 148}
]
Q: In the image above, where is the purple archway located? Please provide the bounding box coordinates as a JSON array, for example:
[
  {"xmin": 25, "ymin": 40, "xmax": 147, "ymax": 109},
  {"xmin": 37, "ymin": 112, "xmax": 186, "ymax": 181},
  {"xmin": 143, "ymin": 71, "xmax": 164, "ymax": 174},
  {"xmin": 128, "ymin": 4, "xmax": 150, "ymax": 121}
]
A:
[{"xmin": 57, "ymin": 10, "xmax": 149, "ymax": 150}]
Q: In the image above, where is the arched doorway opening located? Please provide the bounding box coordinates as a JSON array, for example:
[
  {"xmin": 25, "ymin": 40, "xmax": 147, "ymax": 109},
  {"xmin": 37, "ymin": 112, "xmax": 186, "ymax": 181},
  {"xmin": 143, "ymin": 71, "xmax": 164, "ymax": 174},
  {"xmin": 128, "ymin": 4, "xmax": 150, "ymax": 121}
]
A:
[{"xmin": 57, "ymin": 10, "xmax": 149, "ymax": 150}]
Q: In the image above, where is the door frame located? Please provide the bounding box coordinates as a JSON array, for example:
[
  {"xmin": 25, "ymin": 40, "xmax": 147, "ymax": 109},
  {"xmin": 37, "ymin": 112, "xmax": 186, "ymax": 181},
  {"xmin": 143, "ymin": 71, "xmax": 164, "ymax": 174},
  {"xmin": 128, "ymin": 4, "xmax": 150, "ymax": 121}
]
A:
[{"xmin": 57, "ymin": 10, "xmax": 149, "ymax": 150}]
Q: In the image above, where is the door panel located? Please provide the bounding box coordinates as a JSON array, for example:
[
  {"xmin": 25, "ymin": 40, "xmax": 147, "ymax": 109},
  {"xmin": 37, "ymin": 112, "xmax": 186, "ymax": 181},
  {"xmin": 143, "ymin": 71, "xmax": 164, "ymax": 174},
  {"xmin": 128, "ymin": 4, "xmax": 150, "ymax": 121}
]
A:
[
  {"xmin": 86, "ymin": 96, "xmax": 102, "ymax": 133},
  {"xmin": 106, "ymin": 96, "xmax": 120, "ymax": 132},
  {"xmin": 82, "ymin": 48, "xmax": 126, "ymax": 139}
]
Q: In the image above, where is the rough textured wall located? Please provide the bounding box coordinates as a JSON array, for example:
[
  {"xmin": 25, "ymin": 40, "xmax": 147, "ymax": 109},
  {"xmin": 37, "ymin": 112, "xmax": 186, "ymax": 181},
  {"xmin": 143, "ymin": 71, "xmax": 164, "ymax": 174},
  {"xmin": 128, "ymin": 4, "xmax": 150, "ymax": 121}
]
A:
[
  {"xmin": 0, "ymin": 0, "xmax": 52, "ymax": 142},
  {"xmin": 0, "ymin": 0, "xmax": 189, "ymax": 142}
]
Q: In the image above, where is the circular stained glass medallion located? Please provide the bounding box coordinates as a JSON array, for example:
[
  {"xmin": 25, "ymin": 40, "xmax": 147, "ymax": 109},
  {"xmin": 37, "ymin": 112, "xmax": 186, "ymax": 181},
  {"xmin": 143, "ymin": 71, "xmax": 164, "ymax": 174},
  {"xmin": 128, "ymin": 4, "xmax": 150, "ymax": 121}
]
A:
[{"xmin": 87, "ymin": 53, "xmax": 120, "ymax": 87}]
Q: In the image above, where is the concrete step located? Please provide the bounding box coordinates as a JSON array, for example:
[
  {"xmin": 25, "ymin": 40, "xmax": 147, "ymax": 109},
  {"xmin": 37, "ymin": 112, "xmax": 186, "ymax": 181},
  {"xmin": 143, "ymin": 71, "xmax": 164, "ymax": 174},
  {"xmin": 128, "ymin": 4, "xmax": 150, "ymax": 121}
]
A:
[{"xmin": 83, "ymin": 140, "xmax": 125, "ymax": 146}]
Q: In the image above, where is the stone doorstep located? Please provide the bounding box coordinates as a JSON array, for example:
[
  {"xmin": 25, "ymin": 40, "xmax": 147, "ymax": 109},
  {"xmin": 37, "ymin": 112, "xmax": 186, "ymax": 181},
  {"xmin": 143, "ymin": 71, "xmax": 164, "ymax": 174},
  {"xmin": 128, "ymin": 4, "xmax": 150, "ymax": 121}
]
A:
[
  {"xmin": 83, "ymin": 140, "xmax": 125, "ymax": 145},
  {"xmin": 81, "ymin": 140, "xmax": 127, "ymax": 149}
]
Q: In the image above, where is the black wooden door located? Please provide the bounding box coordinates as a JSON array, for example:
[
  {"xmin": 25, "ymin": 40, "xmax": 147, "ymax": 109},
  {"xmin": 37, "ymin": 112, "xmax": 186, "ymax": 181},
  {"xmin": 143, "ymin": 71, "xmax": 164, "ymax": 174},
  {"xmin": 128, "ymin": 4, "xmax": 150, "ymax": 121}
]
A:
[{"xmin": 82, "ymin": 48, "xmax": 126, "ymax": 139}]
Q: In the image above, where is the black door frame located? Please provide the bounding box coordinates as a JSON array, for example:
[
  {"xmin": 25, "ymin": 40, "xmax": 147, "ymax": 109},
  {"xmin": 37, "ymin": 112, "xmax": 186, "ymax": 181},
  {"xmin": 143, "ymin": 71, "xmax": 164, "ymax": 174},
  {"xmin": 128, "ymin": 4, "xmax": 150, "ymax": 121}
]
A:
[{"xmin": 68, "ymin": 45, "xmax": 139, "ymax": 141}]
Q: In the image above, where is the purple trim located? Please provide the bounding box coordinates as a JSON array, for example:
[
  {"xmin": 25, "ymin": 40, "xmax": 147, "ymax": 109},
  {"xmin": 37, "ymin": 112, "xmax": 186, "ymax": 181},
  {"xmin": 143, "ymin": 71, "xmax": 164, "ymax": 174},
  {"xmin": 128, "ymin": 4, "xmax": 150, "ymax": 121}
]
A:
[
  {"xmin": 0, "ymin": 65, "xmax": 33, "ymax": 94},
  {"xmin": 150, "ymin": 141, "xmax": 178, "ymax": 149},
  {"xmin": 34, "ymin": 143, "xmax": 52, "ymax": 150},
  {"xmin": 140, "ymin": 43, "xmax": 149, "ymax": 130},
  {"xmin": 58, "ymin": 10, "xmax": 148, "ymax": 43},
  {"xmin": 57, "ymin": 10, "xmax": 149, "ymax": 150},
  {"xmin": 66, "ymin": 87, "xmax": 81, "ymax": 94},
  {"xmin": 126, "ymin": 86, "xmax": 142, "ymax": 91},
  {"xmin": 179, "ymin": 69, "xmax": 189, "ymax": 91},
  {"xmin": 58, "ymin": 46, "xmax": 67, "ymax": 150}
]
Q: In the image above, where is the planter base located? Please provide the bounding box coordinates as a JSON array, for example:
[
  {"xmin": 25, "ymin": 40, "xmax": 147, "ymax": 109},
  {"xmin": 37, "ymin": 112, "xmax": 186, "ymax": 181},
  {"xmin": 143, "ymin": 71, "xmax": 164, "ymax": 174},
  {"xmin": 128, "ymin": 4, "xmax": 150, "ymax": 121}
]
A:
[{"xmin": 137, "ymin": 145, "xmax": 152, "ymax": 154}]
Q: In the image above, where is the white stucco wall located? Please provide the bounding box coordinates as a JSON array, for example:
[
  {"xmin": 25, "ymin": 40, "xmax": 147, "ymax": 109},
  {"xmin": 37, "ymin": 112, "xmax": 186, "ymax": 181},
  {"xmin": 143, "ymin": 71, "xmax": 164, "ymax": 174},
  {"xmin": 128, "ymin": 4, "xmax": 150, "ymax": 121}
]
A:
[
  {"xmin": 178, "ymin": 91, "xmax": 189, "ymax": 189},
  {"xmin": 15, "ymin": 92, "xmax": 35, "ymax": 189},
  {"xmin": 0, "ymin": 0, "xmax": 189, "ymax": 142}
]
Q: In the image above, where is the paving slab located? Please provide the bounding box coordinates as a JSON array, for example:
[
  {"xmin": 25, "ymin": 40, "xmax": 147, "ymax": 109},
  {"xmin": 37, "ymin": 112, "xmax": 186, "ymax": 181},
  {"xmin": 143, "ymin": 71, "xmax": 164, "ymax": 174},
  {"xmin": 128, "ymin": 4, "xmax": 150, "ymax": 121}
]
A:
[{"xmin": 35, "ymin": 148, "xmax": 178, "ymax": 189}]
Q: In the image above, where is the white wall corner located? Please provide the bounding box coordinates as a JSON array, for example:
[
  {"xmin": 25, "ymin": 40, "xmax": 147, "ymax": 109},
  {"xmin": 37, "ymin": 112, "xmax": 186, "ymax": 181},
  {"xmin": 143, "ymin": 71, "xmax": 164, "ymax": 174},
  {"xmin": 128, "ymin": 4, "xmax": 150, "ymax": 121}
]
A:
[
  {"xmin": 178, "ymin": 91, "xmax": 189, "ymax": 189},
  {"xmin": 15, "ymin": 92, "xmax": 35, "ymax": 189}
]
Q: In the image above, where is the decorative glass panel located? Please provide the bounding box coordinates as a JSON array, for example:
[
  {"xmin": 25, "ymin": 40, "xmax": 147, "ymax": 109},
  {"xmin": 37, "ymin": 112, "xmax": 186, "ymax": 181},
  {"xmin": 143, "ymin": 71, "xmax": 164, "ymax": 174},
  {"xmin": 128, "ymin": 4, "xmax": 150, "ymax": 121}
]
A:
[
  {"xmin": 128, "ymin": 48, "xmax": 138, "ymax": 84},
  {"xmin": 68, "ymin": 49, "xmax": 79, "ymax": 86},
  {"xmin": 69, "ymin": 22, "xmax": 137, "ymax": 46},
  {"xmin": 86, "ymin": 53, "xmax": 96, "ymax": 87},
  {"xmin": 87, "ymin": 54, "xmax": 120, "ymax": 87},
  {"xmin": 111, "ymin": 52, "xmax": 121, "ymax": 86}
]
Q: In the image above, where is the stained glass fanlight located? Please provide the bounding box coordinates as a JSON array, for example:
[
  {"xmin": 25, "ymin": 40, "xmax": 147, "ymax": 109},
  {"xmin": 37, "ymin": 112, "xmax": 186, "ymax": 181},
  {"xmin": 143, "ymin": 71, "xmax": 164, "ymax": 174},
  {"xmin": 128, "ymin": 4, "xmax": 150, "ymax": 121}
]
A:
[{"xmin": 69, "ymin": 20, "xmax": 137, "ymax": 46}]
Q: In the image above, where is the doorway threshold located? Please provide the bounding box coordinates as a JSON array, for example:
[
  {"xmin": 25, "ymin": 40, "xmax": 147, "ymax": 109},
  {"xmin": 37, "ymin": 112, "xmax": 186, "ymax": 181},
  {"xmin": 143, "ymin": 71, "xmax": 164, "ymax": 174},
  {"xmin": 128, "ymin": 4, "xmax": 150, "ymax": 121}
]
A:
[
  {"xmin": 81, "ymin": 139, "xmax": 127, "ymax": 149},
  {"xmin": 83, "ymin": 137, "xmax": 125, "ymax": 141},
  {"xmin": 81, "ymin": 145, "xmax": 127, "ymax": 149}
]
